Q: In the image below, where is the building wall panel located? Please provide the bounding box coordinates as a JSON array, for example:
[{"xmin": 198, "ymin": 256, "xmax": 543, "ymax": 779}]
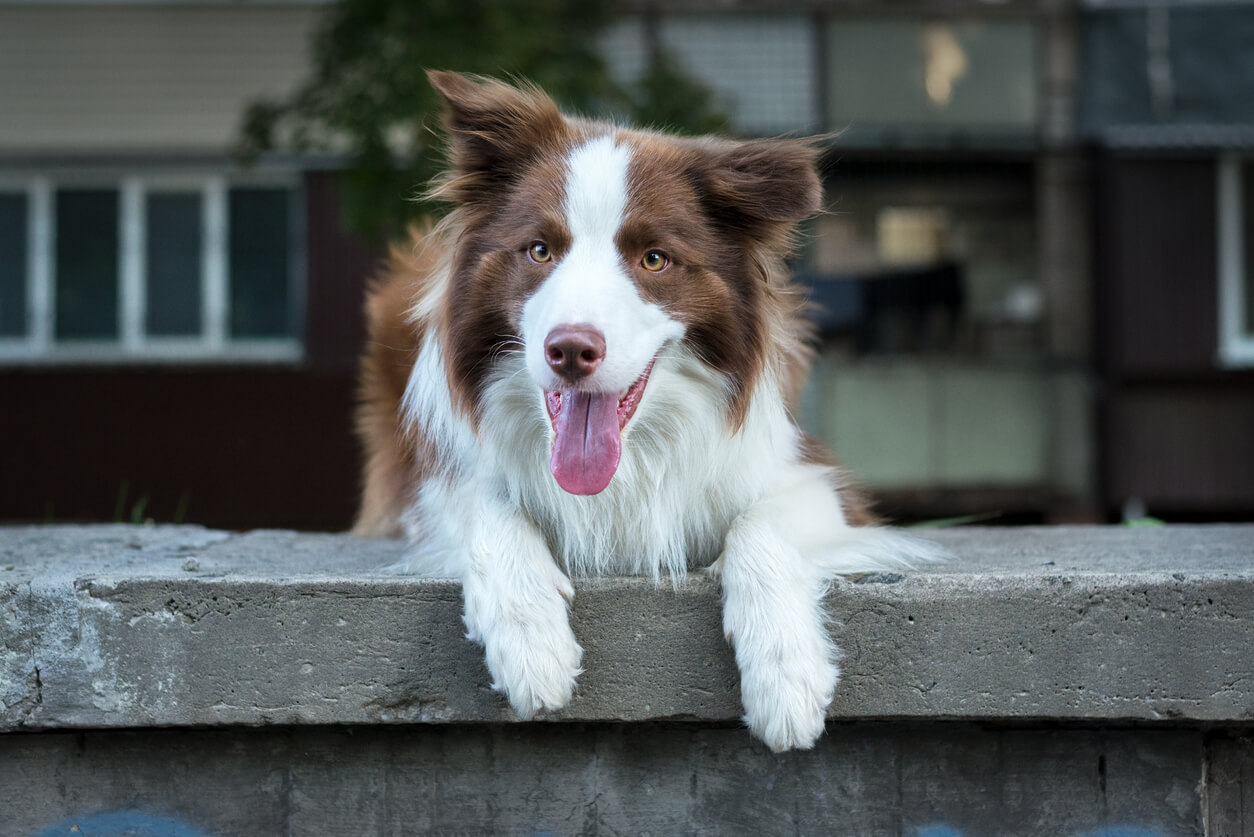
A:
[
  {"xmin": 0, "ymin": 5, "xmax": 318, "ymax": 154},
  {"xmin": 1099, "ymin": 158, "xmax": 1218, "ymax": 378}
]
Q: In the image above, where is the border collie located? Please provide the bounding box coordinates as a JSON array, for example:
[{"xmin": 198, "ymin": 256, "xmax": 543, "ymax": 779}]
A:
[{"xmin": 353, "ymin": 72, "xmax": 939, "ymax": 752}]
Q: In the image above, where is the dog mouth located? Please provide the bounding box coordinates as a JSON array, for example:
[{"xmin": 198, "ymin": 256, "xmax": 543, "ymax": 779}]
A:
[{"xmin": 543, "ymin": 359, "xmax": 656, "ymax": 496}]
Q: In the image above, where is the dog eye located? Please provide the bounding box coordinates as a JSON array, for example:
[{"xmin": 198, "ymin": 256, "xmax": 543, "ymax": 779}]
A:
[
  {"xmin": 641, "ymin": 250, "xmax": 669, "ymax": 272},
  {"xmin": 528, "ymin": 242, "xmax": 552, "ymax": 264}
]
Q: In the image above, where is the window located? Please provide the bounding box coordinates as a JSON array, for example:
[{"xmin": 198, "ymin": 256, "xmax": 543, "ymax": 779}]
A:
[
  {"xmin": 0, "ymin": 191, "xmax": 27, "ymax": 338},
  {"xmin": 599, "ymin": 14, "xmax": 1039, "ymax": 143},
  {"xmin": 145, "ymin": 192, "xmax": 203, "ymax": 337},
  {"xmin": 0, "ymin": 173, "xmax": 301, "ymax": 363},
  {"xmin": 229, "ymin": 187, "xmax": 295, "ymax": 339},
  {"xmin": 804, "ymin": 169, "xmax": 1039, "ymax": 357},
  {"xmin": 56, "ymin": 188, "xmax": 120, "ymax": 341},
  {"xmin": 658, "ymin": 14, "xmax": 817, "ymax": 135},
  {"xmin": 1218, "ymin": 155, "xmax": 1254, "ymax": 367},
  {"xmin": 827, "ymin": 19, "xmax": 1038, "ymax": 141}
]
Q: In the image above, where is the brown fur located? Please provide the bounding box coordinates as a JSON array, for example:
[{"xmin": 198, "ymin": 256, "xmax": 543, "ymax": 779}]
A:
[
  {"xmin": 616, "ymin": 132, "xmax": 823, "ymax": 427},
  {"xmin": 353, "ymin": 72, "xmax": 877, "ymax": 536},
  {"xmin": 351, "ymin": 233, "xmax": 429, "ymax": 536}
]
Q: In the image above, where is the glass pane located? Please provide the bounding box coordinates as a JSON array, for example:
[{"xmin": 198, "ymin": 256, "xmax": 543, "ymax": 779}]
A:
[
  {"xmin": 0, "ymin": 192, "xmax": 27, "ymax": 337},
  {"xmin": 829, "ymin": 20, "xmax": 1037, "ymax": 132},
  {"xmin": 56, "ymin": 188, "xmax": 119, "ymax": 340},
  {"xmin": 229, "ymin": 187, "xmax": 292, "ymax": 338},
  {"xmin": 1245, "ymin": 164, "xmax": 1254, "ymax": 335},
  {"xmin": 659, "ymin": 14, "xmax": 816, "ymax": 135},
  {"xmin": 146, "ymin": 192, "xmax": 203, "ymax": 336},
  {"xmin": 804, "ymin": 171, "xmax": 1037, "ymax": 357}
]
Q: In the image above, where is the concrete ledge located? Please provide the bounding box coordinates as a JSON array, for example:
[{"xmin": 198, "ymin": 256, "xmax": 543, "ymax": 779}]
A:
[{"xmin": 2, "ymin": 524, "xmax": 1254, "ymax": 731}]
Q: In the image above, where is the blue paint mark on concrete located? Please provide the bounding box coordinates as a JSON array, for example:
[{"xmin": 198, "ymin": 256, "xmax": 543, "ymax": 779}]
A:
[
  {"xmin": 913, "ymin": 826, "xmax": 1161, "ymax": 837},
  {"xmin": 915, "ymin": 827, "xmax": 966, "ymax": 837},
  {"xmin": 31, "ymin": 810, "xmax": 215, "ymax": 837}
]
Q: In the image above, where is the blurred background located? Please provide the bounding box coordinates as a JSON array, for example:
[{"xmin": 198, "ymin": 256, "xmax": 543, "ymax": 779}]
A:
[{"xmin": 1, "ymin": 0, "xmax": 1252, "ymax": 529}]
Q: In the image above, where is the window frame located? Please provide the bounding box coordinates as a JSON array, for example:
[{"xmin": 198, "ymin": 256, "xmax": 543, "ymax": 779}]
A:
[
  {"xmin": 0, "ymin": 170, "xmax": 304, "ymax": 366},
  {"xmin": 1217, "ymin": 154, "xmax": 1254, "ymax": 368}
]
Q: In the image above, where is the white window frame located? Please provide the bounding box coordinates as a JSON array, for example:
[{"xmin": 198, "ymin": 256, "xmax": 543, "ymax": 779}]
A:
[
  {"xmin": 0, "ymin": 170, "xmax": 303, "ymax": 365},
  {"xmin": 1218, "ymin": 154, "xmax": 1254, "ymax": 368}
]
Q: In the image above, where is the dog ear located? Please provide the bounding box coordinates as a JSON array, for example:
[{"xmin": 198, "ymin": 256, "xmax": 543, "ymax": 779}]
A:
[
  {"xmin": 698, "ymin": 138, "xmax": 824, "ymax": 235},
  {"xmin": 427, "ymin": 71, "xmax": 566, "ymax": 203}
]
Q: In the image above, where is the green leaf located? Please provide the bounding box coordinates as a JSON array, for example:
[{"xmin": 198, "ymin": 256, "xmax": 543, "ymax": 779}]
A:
[{"xmin": 907, "ymin": 511, "xmax": 1003, "ymax": 529}]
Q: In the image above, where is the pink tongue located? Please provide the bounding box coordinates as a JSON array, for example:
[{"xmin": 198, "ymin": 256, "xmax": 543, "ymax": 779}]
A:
[{"xmin": 550, "ymin": 390, "xmax": 622, "ymax": 495}]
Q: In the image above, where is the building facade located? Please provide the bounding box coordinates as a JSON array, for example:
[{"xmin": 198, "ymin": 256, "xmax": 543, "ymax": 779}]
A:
[
  {"xmin": 1, "ymin": 0, "xmax": 1249, "ymax": 527},
  {"xmin": 1081, "ymin": 0, "xmax": 1254, "ymax": 518},
  {"xmin": 602, "ymin": 0, "xmax": 1096, "ymax": 522},
  {"xmin": 0, "ymin": 2, "xmax": 377, "ymax": 528}
]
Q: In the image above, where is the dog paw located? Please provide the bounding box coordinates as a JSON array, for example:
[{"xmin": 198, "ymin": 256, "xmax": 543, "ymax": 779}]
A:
[
  {"xmin": 739, "ymin": 650, "xmax": 838, "ymax": 752},
  {"xmin": 468, "ymin": 575, "xmax": 583, "ymax": 719},
  {"xmin": 486, "ymin": 616, "xmax": 583, "ymax": 719}
]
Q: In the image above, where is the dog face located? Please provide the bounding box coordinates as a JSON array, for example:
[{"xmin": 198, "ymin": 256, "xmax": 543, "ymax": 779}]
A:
[{"xmin": 428, "ymin": 71, "xmax": 822, "ymax": 495}]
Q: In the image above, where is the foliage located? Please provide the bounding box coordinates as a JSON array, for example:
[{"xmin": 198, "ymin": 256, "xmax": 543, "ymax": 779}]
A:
[
  {"xmin": 617, "ymin": 52, "xmax": 730, "ymax": 137},
  {"xmin": 239, "ymin": 0, "xmax": 727, "ymax": 241}
]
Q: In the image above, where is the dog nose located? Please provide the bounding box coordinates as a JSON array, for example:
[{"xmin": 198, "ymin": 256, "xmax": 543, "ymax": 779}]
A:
[{"xmin": 545, "ymin": 325, "xmax": 606, "ymax": 382}]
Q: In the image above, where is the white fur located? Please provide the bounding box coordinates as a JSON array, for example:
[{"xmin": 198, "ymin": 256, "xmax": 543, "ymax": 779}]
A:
[
  {"xmin": 456, "ymin": 477, "xmax": 583, "ymax": 718},
  {"xmin": 397, "ymin": 133, "xmax": 944, "ymax": 749},
  {"xmin": 402, "ymin": 332, "xmax": 476, "ymax": 467},
  {"xmin": 520, "ymin": 135, "xmax": 684, "ymax": 395}
]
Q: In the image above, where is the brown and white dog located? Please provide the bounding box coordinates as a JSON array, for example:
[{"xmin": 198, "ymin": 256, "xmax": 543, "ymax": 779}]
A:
[{"xmin": 354, "ymin": 72, "xmax": 938, "ymax": 752}]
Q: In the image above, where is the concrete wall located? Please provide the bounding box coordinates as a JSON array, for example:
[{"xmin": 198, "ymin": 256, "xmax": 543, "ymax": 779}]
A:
[
  {"xmin": 2, "ymin": 725, "xmax": 1237, "ymax": 837},
  {"xmin": 2, "ymin": 524, "xmax": 1253, "ymax": 836}
]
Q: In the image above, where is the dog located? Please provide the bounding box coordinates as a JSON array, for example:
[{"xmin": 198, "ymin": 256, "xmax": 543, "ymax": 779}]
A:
[{"xmin": 352, "ymin": 71, "xmax": 939, "ymax": 752}]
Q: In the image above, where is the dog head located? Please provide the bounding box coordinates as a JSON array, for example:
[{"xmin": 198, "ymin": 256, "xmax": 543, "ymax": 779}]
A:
[{"xmin": 428, "ymin": 71, "xmax": 822, "ymax": 495}]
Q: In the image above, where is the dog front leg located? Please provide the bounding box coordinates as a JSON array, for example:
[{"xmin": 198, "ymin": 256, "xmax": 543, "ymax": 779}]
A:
[
  {"xmin": 459, "ymin": 492, "xmax": 583, "ymax": 719},
  {"xmin": 717, "ymin": 479, "xmax": 845, "ymax": 752}
]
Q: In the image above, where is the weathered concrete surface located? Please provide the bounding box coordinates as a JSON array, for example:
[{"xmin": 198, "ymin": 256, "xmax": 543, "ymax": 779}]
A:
[
  {"xmin": 1, "ymin": 524, "xmax": 1253, "ymax": 731},
  {"xmin": 0, "ymin": 724, "xmax": 1211, "ymax": 837},
  {"xmin": 1208, "ymin": 733, "xmax": 1254, "ymax": 837}
]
